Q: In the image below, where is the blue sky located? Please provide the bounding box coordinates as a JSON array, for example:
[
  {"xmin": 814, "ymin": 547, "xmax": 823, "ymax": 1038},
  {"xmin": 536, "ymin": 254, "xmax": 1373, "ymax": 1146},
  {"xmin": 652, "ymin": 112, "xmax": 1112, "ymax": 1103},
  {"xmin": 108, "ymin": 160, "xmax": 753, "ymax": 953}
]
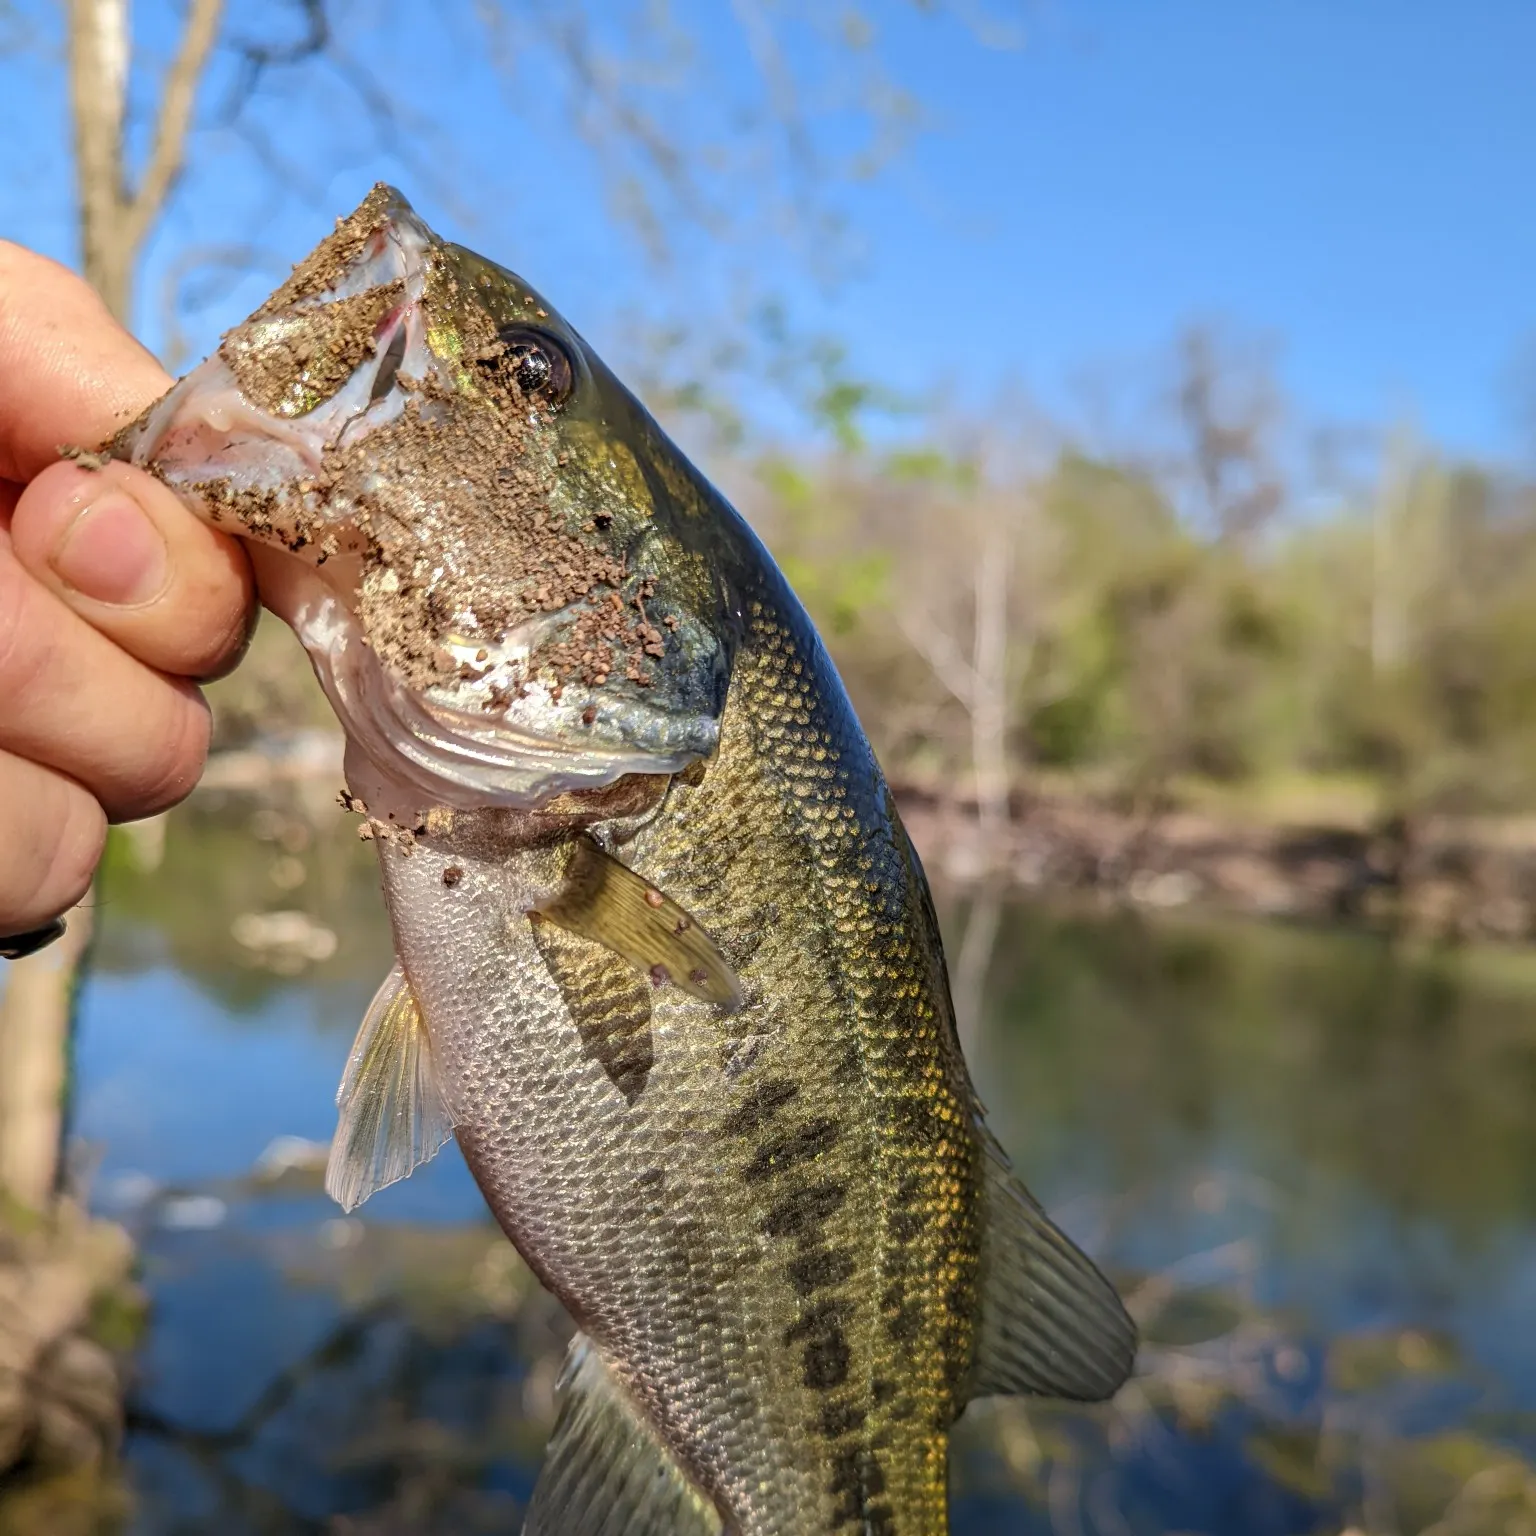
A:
[{"xmin": 2, "ymin": 1, "xmax": 1533, "ymax": 459}]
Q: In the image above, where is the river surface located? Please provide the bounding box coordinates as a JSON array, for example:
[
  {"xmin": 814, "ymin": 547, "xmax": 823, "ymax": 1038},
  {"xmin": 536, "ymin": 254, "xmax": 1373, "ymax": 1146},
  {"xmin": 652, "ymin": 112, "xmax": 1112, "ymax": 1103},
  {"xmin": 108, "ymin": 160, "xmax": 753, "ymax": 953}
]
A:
[{"xmin": 70, "ymin": 798, "xmax": 1536, "ymax": 1534}]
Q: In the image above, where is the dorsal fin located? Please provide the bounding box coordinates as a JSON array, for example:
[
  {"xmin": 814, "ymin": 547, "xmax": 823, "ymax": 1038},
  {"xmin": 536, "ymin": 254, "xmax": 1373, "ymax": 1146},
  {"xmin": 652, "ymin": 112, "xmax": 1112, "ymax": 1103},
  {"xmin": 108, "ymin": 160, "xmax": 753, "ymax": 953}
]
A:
[
  {"xmin": 969, "ymin": 1131, "xmax": 1137, "ymax": 1402},
  {"xmin": 524, "ymin": 1334, "xmax": 722, "ymax": 1536},
  {"xmin": 324, "ymin": 961, "xmax": 455, "ymax": 1212},
  {"xmin": 534, "ymin": 835, "xmax": 743, "ymax": 1012}
]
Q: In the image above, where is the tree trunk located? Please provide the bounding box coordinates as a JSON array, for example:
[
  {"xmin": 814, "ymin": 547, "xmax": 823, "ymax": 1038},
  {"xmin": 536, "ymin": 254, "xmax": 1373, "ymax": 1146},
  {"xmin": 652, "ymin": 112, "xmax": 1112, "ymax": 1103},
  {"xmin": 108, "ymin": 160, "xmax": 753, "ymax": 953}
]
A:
[
  {"xmin": 970, "ymin": 503, "xmax": 1012, "ymax": 843},
  {"xmin": 0, "ymin": 911, "xmax": 94, "ymax": 1213},
  {"xmin": 68, "ymin": 0, "xmax": 133, "ymax": 323},
  {"xmin": 0, "ymin": 0, "xmax": 224, "ymax": 1219},
  {"xmin": 68, "ymin": 0, "xmax": 226, "ymax": 325},
  {"xmin": 0, "ymin": 0, "xmax": 131, "ymax": 1221}
]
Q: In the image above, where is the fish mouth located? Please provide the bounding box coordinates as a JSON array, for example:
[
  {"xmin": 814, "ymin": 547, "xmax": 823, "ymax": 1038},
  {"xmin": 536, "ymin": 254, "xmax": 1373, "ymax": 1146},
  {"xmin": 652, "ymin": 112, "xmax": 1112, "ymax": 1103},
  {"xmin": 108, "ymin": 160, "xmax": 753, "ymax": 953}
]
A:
[
  {"xmin": 113, "ymin": 185, "xmax": 717, "ymax": 810},
  {"xmin": 114, "ymin": 187, "xmax": 437, "ymax": 547}
]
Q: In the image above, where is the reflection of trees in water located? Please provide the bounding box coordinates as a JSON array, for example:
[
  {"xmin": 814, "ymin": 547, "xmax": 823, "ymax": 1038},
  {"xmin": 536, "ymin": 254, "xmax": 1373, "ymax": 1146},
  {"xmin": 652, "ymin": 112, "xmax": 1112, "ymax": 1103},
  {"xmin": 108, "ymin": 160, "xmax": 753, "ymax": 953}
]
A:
[
  {"xmin": 96, "ymin": 799, "xmax": 394, "ymax": 1020},
  {"xmin": 130, "ymin": 1305, "xmax": 531, "ymax": 1534},
  {"xmin": 101, "ymin": 1204, "xmax": 1536, "ymax": 1536},
  {"xmin": 955, "ymin": 1185, "xmax": 1536, "ymax": 1536},
  {"xmin": 970, "ymin": 898, "xmax": 1536, "ymax": 1239},
  {"xmin": 75, "ymin": 820, "xmax": 1536, "ymax": 1532},
  {"xmin": 122, "ymin": 1222, "xmax": 569, "ymax": 1535}
]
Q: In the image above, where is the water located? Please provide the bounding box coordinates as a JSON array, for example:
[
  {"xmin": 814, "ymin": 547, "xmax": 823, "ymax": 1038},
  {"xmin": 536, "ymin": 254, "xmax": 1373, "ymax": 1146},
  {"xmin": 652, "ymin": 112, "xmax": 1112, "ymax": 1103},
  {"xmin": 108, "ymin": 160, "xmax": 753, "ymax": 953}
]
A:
[{"xmin": 67, "ymin": 800, "xmax": 1536, "ymax": 1533}]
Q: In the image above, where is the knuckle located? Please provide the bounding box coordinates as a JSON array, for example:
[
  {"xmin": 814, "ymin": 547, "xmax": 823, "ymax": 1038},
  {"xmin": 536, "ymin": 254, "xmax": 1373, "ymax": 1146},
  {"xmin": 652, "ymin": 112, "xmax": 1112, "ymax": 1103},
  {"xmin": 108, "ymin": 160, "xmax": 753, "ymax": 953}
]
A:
[
  {"xmin": 0, "ymin": 769, "xmax": 105, "ymax": 930},
  {"xmin": 119, "ymin": 689, "xmax": 211, "ymax": 819}
]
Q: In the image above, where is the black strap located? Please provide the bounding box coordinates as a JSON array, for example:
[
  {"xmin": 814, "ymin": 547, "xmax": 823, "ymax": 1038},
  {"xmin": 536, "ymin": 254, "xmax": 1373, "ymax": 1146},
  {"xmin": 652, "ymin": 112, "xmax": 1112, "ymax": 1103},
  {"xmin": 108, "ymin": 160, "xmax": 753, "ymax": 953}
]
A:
[{"xmin": 0, "ymin": 918, "xmax": 68, "ymax": 961}]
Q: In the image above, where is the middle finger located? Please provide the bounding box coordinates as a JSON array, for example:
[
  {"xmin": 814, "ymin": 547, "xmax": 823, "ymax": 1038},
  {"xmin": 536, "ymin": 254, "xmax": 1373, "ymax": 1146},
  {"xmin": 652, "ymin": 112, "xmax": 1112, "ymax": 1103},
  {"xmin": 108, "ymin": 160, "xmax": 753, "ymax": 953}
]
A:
[{"xmin": 0, "ymin": 540, "xmax": 209, "ymax": 821}]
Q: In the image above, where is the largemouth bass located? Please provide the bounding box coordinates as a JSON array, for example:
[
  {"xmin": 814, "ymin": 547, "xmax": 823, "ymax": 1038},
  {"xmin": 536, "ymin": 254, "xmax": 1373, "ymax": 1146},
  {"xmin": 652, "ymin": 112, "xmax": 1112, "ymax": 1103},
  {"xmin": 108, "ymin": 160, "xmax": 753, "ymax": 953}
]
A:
[{"xmin": 110, "ymin": 186, "xmax": 1135, "ymax": 1536}]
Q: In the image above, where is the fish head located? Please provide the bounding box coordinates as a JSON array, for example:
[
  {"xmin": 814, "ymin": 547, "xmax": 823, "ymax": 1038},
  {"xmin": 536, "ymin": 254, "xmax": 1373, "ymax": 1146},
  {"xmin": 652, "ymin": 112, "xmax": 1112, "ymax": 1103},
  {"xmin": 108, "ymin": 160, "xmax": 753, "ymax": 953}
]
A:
[{"xmin": 113, "ymin": 184, "xmax": 735, "ymax": 810}]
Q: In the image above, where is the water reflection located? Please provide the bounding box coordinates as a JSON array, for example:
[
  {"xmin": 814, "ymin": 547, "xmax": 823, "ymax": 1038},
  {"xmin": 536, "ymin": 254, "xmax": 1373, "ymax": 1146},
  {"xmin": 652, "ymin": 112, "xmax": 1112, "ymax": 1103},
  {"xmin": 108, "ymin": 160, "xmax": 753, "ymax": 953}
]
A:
[{"xmin": 49, "ymin": 805, "xmax": 1536, "ymax": 1530}]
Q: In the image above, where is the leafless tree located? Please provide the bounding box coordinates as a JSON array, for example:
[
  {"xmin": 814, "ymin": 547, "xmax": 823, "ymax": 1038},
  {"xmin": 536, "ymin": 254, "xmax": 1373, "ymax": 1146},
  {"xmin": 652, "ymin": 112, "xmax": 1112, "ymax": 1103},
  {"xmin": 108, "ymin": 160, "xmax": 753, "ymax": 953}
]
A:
[
  {"xmin": 1, "ymin": 1, "xmax": 224, "ymax": 1218},
  {"xmin": 7, "ymin": 0, "xmax": 1021, "ymax": 332},
  {"xmin": 885, "ymin": 434, "xmax": 1058, "ymax": 1036},
  {"xmin": 1174, "ymin": 324, "xmax": 1285, "ymax": 549},
  {"xmin": 68, "ymin": 0, "xmax": 224, "ymax": 323}
]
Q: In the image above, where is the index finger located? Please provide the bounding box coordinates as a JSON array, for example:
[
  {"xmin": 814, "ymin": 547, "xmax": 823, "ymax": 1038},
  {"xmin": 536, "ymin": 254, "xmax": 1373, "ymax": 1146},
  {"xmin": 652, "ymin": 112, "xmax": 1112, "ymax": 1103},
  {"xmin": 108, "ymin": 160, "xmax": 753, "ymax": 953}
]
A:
[{"xmin": 0, "ymin": 241, "xmax": 171, "ymax": 483}]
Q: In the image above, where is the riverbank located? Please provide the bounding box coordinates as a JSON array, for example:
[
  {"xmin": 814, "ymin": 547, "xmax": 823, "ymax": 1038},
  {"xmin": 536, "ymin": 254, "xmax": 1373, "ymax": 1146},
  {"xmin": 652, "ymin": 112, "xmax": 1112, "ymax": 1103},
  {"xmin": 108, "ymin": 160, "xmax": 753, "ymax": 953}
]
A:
[
  {"xmin": 899, "ymin": 783, "xmax": 1536, "ymax": 945},
  {"xmin": 188, "ymin": 737, "xmax": 1536, "ymax": 947}
]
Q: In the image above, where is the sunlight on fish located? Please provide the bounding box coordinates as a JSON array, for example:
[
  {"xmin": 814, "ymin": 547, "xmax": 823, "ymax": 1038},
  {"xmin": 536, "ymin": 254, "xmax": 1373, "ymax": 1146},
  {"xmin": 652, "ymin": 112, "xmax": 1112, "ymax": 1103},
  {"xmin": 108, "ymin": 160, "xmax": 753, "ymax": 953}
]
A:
[{"xmin": 109, "ymin": 185, "xmax": 1136, "ymax": 1536}]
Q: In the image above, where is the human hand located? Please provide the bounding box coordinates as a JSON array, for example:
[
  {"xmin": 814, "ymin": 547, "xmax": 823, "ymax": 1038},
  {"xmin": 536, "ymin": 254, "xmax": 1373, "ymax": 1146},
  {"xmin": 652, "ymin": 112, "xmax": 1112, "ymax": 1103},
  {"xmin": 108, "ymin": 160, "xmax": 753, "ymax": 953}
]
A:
[{"xmin": 0, "ymin": 242, "xmax": 256, "ymax": 943}]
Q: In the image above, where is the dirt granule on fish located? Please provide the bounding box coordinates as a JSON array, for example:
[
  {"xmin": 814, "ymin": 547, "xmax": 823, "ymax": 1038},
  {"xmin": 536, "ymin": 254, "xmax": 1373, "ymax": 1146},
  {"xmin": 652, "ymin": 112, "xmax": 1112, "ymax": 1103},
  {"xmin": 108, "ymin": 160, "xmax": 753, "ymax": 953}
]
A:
[
  {"xmin": 222, "ymin": 282, "xmax": 404, "ymax": 417},
  {"xmin": 252, "ymin": 185, "xmax": 396, "ymax": 319}
]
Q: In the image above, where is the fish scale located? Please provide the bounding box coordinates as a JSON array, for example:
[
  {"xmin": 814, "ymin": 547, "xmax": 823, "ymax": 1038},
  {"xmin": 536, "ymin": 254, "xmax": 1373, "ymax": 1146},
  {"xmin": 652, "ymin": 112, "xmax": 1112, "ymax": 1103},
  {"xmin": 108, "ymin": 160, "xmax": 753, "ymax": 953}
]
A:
[
  {"xmin": 111, "ymin": 182, "xmax": 1137, "ymax": 1536},
  {"xmin": 622, "ymin": 584, "xmax": 977, "ymax": 1531}
]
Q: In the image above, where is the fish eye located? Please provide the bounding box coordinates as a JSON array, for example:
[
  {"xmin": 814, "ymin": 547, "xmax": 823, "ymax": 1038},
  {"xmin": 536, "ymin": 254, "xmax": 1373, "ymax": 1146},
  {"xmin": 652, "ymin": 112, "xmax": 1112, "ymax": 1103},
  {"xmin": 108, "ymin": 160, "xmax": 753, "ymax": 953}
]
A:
[{"xmin": 493, "ymin": 326, "xmax": 574, "ymax": 407}]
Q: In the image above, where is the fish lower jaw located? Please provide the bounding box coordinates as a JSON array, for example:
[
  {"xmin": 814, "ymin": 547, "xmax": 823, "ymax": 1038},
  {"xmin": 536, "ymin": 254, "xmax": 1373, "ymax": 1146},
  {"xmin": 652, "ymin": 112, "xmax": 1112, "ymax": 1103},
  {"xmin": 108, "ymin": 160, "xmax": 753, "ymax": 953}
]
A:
[{"xmin": 261, "ymin": 572, "xmax": 699, "ymax": 813}]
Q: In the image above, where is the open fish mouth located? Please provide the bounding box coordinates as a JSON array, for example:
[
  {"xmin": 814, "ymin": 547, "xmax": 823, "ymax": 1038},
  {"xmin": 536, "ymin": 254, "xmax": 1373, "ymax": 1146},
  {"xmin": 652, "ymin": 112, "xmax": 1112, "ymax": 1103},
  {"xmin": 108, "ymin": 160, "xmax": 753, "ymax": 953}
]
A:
[
  {"xmin": 117, "ymin": 190, "xmax": 438, "ymax": 544},
  {"xmin": 110, "ymin": 186, "xmax": 721, "ymax": 810}
]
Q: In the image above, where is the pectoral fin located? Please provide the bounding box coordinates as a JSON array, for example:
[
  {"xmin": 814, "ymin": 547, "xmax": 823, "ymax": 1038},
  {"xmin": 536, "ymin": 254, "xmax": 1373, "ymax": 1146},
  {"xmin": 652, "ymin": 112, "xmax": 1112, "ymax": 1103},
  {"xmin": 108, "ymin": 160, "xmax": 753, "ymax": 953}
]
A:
[
  {"xmin": 324, "ymin": 961, "xmax": 455, "ymax": 1213},
  {"xmin": 534, "ymin": 836, "xmax": 743, "ymax": 1012},
  {"xmin": 968, "ymin": 1130, "xmax": 1137, "ymax": 1402},
  {"xmin": 524, "ymin": 1334, "xmax": 721, "ymax": 1536}
]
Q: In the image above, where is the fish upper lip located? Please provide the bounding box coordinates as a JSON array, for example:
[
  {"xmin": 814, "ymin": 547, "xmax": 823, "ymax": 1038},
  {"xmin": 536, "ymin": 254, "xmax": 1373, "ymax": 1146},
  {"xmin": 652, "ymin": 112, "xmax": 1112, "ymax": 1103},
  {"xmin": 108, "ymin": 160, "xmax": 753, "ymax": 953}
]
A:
[{"xmin": 119, "ymin": 199, "xmax": 436, "ymax": 488}]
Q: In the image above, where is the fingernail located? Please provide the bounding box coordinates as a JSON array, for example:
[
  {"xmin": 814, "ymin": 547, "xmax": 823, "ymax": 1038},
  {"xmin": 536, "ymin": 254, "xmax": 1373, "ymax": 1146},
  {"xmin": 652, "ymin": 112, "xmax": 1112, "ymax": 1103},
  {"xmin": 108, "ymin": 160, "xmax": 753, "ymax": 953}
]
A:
[{"xmin": 50, "ymin": 490, "xmax": 169, "ymax": 606}]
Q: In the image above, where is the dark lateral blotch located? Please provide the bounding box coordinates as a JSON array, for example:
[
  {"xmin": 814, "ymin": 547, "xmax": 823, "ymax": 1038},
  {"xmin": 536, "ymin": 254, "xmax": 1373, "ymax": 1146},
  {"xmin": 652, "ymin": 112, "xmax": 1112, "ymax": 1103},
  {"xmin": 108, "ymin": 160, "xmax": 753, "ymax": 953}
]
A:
[
  {"xmin": 816, "ymin": 1399, "xmax": 868, "ymax": 1440},
  {"xmin": 719, "ymin": 1077, "xmax": 800, "ymax": 1139},
  {"xmin": 788, "ymin": 1246, "xmax": 856, "ymax": 1296},
  {"xmin": 743, "ymin": 1117, "xmax": 840, "ymax": 1183},
  {"xmin": 761, "ymin": 1178, "xmax": 848, "ymax": 1239},
  {"xmin": 783, "ymin": 1298, "xmax": 854, "ymax": 1345},
  {"xmin": 801, "ymin": 1328, "xmax": 852, "ymax": 1391}
]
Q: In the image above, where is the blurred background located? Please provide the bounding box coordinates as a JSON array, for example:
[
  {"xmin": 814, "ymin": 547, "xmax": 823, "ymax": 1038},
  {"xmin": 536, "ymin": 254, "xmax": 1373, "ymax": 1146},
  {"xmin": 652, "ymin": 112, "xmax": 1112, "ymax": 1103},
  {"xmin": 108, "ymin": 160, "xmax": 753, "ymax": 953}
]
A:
[{"xmin": 3, "ymin": 2, "xmax": 1536, "ymax": 1532}]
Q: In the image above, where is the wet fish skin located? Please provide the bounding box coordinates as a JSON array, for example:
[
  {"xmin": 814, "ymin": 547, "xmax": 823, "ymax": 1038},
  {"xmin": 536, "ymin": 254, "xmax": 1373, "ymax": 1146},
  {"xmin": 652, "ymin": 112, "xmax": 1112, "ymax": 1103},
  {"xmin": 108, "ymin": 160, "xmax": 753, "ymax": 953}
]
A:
[
  {"xmin": 110, "ymin": 185, "xmax": 1136, "ymax": 1536},
  {"xmin": 359, "ymin": 569, "xmax": 981, "ymax": 1533}
]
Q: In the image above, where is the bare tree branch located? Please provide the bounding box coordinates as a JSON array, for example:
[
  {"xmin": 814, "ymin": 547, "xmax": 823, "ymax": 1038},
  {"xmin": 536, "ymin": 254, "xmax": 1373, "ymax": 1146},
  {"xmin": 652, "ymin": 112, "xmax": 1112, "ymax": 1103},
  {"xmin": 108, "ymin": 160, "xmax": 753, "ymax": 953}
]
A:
[
  {"xmin": 729, "ymin": 0, "xmax": 817, "ymax": 179},
  {"xmin": 892, "ymin": 605, "xmax": 977, "ymax": 709},
  {"xmin": 215, "ymin": 0, "xmax": 457, "ymax": 222},
  {"xmin": 219, "ymin": 0, "xmax": 327, "ymax": 109},
  {"xmin": 68, "ymin": 0, "xmax": 225, "ymax": 322},
  {"xmin": 123, "ymin": 0, "xmax": 226, "ymax": 255}
]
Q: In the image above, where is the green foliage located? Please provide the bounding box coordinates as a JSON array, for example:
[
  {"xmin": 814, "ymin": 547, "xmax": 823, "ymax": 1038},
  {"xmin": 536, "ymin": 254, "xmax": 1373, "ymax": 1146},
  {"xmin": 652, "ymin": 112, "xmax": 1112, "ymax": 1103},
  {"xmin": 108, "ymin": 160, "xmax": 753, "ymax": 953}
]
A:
[
  {"xmin": 746, "ymin": 424, "xmax": 1536, "ymax": 817},
  {"xmin": 756, "ymin": 455, "xmax": 892, "ymax": 636}
]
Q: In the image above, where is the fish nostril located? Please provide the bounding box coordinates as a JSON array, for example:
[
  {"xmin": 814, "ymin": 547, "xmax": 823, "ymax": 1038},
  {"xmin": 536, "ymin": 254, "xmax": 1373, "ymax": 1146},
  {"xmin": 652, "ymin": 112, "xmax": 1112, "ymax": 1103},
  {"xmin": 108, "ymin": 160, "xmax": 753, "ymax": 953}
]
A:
[{"xmin": 370, "ymin": 323, "xmax": 408, "ymax": 405}]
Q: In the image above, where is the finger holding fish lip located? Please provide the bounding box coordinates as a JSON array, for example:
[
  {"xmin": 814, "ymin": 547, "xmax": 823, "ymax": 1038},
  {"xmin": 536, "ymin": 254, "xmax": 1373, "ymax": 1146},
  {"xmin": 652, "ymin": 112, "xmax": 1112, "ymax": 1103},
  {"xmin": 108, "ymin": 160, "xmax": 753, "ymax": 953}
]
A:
[{"xmin": 10, "ymin": 459, "xmax": 256, "ymax": 681}]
